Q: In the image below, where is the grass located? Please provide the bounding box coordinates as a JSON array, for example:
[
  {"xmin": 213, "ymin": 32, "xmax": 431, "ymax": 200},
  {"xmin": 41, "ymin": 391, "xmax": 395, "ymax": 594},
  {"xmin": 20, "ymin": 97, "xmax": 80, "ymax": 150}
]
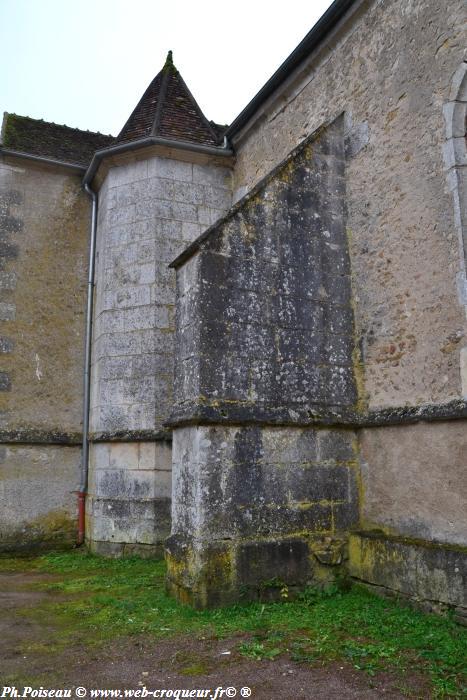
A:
[{"xmin": 2, "ymin": 550, "xmax": 466, "ymax": 697}]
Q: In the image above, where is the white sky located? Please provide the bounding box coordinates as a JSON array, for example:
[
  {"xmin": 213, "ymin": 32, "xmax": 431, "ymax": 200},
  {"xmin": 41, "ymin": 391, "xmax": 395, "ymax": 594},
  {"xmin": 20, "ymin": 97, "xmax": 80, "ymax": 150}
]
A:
[{"xmin": 0, "ymin": 0, "xmax": 333, "ymax": 136}]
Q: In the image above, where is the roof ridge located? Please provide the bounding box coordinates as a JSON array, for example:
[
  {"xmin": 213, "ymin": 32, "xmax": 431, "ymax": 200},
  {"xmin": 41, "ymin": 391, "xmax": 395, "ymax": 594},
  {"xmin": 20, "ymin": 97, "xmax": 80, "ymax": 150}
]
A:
[
  {"xmin": 150, "ymin": 51, "xmax": 172, "ymax": 136},
  {"xmin": 5, "ymin": 112, "xmax": 114, "ymax": 138}
]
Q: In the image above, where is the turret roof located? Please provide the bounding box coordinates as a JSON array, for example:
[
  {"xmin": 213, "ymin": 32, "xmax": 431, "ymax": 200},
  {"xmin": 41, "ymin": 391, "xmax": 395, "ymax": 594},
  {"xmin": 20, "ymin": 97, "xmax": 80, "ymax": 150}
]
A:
[{"xmin": 117, "ymin": 51, "xmax": 223, "ymax": 147}]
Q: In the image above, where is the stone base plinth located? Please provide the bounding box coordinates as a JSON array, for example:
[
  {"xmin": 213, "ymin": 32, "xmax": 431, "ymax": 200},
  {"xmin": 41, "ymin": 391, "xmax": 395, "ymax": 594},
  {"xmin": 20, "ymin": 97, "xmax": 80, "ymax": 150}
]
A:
[
  {"xmin": 86, "ymin": 440, "xmax": 171, "ymax": 556},
  {"xmin": 165, "ymin": 533, "xmax": 347, "ymax": 608},
  {"xmin": 167, "ymin": 424, "xmax": 359, "ymax": 607}
]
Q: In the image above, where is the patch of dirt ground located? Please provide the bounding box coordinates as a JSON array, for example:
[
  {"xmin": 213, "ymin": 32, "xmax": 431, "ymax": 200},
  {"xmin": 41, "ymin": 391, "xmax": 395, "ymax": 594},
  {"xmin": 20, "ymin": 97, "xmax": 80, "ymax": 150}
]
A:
[{"xmin": 0, "ymin": 570, "xmax": 431, "ymax": 699}]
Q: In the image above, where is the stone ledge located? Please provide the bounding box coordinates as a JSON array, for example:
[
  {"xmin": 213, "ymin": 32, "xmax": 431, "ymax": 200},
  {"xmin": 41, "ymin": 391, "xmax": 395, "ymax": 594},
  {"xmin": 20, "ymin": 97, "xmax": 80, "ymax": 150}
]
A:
[
  {"xmin": 0, "ymin": 429, "xmax": 82, "ymax": 445},
  {"xmin": 89, "ymin": 429, "xmax": 172, "ymax": 443},
  {"xmin": 349, "ymin": 531, "xmax": 467, "ymax": 612},
  {"xmin": 167, "ymin": 398, "xmax": 467, "ymax": 429},
  {"xmin": 0, "ymin": 428, "xmax": 174, "ymax": 444}
]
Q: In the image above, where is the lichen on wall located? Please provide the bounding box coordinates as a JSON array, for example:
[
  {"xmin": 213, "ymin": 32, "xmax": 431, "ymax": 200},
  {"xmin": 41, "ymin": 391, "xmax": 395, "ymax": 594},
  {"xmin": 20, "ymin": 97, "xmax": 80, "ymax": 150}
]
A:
[
  {"xmin": 172, "ymin": 116, "xmax": 357, "ymax": 424},
  {"xmin": 168, "ymin": 118, "xmax": 360, "ymax": 607}
]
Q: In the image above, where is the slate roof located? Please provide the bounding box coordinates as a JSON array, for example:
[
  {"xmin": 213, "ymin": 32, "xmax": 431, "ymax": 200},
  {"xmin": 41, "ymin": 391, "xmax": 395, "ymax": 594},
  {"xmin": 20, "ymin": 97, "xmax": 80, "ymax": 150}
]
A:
[
  {"xmin": 1, "ymin": 113, "xmax": 115, "ymax": 167},
  {"xmin": 117, "ymin": 51, "xmax": 222, "ymax": 147}
]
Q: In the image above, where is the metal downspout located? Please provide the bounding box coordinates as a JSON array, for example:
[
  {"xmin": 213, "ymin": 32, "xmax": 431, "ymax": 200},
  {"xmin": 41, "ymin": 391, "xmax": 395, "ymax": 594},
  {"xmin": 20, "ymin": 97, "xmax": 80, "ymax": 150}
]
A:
[{"xmin": 77, "ymin": 183, "xmax": 98, "ymax": 546}]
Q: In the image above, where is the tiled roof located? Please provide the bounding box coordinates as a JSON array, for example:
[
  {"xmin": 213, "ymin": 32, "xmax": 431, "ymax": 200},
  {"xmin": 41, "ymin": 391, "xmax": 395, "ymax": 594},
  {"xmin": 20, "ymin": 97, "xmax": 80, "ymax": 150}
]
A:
[
  {"xmin": 1, "ymin": 113, "xmax": 115, "ymax": 166},
  {"xmin": 117, "ymin": 51, "xmax": 222, "ymax": 147}
]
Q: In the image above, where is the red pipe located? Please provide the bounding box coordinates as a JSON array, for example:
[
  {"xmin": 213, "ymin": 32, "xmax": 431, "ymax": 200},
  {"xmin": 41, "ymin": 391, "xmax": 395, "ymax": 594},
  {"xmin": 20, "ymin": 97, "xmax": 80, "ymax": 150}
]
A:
[{"xmin": 77, "ymin": 491, "xmax": 86, "ymax": 546}]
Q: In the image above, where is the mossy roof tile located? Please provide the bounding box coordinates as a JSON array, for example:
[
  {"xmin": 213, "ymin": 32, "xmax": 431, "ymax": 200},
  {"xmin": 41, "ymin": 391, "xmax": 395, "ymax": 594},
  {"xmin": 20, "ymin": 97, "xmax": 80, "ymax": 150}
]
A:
[{"xmin": 2, "ymin": 113, "xmax": 115, "ymax": 166}]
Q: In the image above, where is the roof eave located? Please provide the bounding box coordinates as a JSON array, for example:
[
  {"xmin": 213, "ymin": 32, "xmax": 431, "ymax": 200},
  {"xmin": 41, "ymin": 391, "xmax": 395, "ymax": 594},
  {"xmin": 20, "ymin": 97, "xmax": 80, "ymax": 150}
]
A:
[
  {"xmin": 83, "ymin": 135, "xmax": 234, "ymax": 187},
  {"xmin": 0, "ymin": 147, "xmax": 87, "ymax": 173},
  {"xmin": 225, "ymin": 0, "xmax": 357, "ymax": 140}
]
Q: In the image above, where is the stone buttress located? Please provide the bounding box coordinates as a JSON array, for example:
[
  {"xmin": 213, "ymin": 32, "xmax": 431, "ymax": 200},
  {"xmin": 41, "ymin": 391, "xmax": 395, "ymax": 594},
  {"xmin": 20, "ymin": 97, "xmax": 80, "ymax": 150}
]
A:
[{"xmin": 167, "ymin": 116, "xmax": 360, "ymax": 606}]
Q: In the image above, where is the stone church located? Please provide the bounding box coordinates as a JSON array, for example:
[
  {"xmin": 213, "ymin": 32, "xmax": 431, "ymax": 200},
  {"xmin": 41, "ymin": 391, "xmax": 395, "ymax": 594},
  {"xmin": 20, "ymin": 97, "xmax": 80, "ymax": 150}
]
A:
[{"xmin": 0, "ymin": 0, "xmax": 466, "ymax": 614}]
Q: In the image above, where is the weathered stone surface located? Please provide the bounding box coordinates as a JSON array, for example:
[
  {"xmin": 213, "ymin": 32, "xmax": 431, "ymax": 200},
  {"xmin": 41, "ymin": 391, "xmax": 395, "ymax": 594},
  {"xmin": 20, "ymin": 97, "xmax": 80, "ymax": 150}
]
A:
[
  {"xmin": 166, "ymin": 532, "xmax": 348, "ymax": 609},
  {"xmin": 167, "ymin": 119, "xmax": 360, "ymax": 606},
  {"xmin": 359, "ymin": 420, "xmax": 467, "ymax": 546},
  {"xmin": 168, "ymin": 422, "xmax": 358, "ymax": 606},
  {"xmin": 0, "ymin": 159, "xmax": 89, "ymax": 433},
  {"xmin": 172, "ymin": 117, "xmax": 356, "ymax": 425},
  {"xmin": 0, "ymin": 157, "xmax": 89, "ymax": 546},
  {"xmin": 0, "ymin": 444, "xmax": 79, "ymax": 552},
  {"xmin": 349, "ymin": 531, "xmax": 467, "ymax": 612},
  {"xmin": 90, "ymin": 154, "xmax": 232, "ymax": 437},
  {"xmin": 231, "ymin": 0, "xmax": 467, "ymax": 411},
  {"xmin": 87, "ymin": 440, "xmax": 172, "ymax": 554},
  {"xmin": 87, "ymin": 152, "xmax": 232, "ymax": 553}
]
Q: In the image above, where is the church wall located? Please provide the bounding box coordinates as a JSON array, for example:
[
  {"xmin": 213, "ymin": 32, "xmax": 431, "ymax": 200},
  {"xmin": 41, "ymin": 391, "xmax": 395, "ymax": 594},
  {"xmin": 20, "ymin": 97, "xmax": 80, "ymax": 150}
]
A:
[
  {"xmin": 0, "ymin": 156, "xmax": 89, "ymax": 550},
  {"xmin": 87, "ymin": 152, "xmax": 232, "ymax": 556},
  {"xmin": 229, "ymin": 0, "xmax": 467, "ymax": 556},
  {"xmin": 359, "ymin": 421, "xmax": 467, "ymax": 546},
  {"xmin": 0, "ymin": 444, "xmax": 79, "ymax": 551},
  {"xmin": 232, "ymin": 0, "xmax": 467, "ymax": 410}
]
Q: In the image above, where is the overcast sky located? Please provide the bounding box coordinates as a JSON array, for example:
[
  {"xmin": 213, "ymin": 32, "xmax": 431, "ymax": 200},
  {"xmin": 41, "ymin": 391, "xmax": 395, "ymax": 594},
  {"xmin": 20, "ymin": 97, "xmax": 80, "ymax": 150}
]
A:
[{"xmin": 0, "ymin": 0, "xmax": 333, "ymax": 137}]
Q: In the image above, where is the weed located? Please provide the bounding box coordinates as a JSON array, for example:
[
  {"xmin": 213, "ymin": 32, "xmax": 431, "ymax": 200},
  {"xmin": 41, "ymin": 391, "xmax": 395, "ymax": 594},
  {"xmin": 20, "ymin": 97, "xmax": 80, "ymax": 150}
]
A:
[
  {"xmin": 238, "ymin": 641, "xmax": 282, "ymax": 661},
  {"xmin": 1, "ymin": 552, "xmax": 466, "ymax": 698}
]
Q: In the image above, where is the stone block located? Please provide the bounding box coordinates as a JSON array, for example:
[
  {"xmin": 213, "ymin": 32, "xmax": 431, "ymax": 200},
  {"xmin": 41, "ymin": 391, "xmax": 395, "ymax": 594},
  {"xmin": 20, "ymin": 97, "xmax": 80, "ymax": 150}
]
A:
[
  {"xmin": 122, "ymin": 306, "xmax": 156, "ymax": 332},
  {"xmin": 0, "ymin": 445, "xmax": 80, "ymax": 553},
  {"xmin": 0, "ymin": 302, "xmax": 15, "ymax": 321},
  {"xmin": 318, "ymin": 429, "xmax": 355, "ymax": 462},
  {"xmin": 108, "ymin": 442, "xmax": 139, "ymax": 469},
  {"xmin": 137, "ymin": 441, "xmax": 156, "ymax": 468},
  {"xmin": 166, "ymin": 533, "xmax": 343, "ymax": 609},
  {"xmin": 108, "ymin": 160, "xmax": 148, "ymax": 187},
  {"xmin": 181, "ymin": 221, "xmax": 203, "ymax": 242},
  {"xmin": 261, "ymin": 427, "xmax": 318, "ymax": 465},
  {"xmin": 120, "ymin": 375, "xmax": 155, "ymax": 404},
  {"xmin": 0, "ymin": 371, "xmax": 11, "ymax": 391},
  {"xmin": 109, "ymin": 204, "xmax": 135, "ymax": 226},
  {"xmin": 91, "ymin": 443, "xmax": 110, "ymax": 469},
  {"xmin": 93, "ymin": 468, "xmax": 157, "ymax": 499},
  {"xmin": 172, "ymin": 181, "xmax": 205, "ymax": 206},
  {"xmin": 147, "ymin": 156, "xmax": 193, "ymax": 182},
  {"xmin": 203, "ymin": 185, "xmax": 232, "ymax": 210},
  {"xmin": 197, "ymin": 206, "xmax": 215, "ymax": 226},
  {"xmin": 102, "ymin": 286, "xmax": 151, "ymax": 311},
  {"xmin": 0, "ymin": 271, "xmax": 16, "ymax": 290},
  {"xmin": 140, "ymin": 177, "xmax": 174, "ymax": 202},
  {"xmin": 237, "ymin": 539, "xmax": 311, "ymax": 587},
  {"xmin": 192, "ymin": 164, "xmax": 232, "ymax": 189},
  {"xmin": 153, "ymin": 469, "xmax": 172, "ymax": 499},
  {"xmin": 155, "ymin": 441, "xmax": 173, "ymax": 471},
  {"xmin": 0, "ymin": 336, "xmax": 14, "ymax": 353}
]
